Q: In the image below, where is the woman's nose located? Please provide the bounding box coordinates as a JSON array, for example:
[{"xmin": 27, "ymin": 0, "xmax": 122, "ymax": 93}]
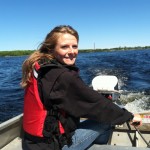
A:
[{"xmin": 68, "ymin": 47, "xmax": 74, "ymax": 53}]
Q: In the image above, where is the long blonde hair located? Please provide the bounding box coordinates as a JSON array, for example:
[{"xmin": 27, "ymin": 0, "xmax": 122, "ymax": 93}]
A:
[{"xmin": 21, "ymin": 25, "xmax": 79, "ymax": 88}]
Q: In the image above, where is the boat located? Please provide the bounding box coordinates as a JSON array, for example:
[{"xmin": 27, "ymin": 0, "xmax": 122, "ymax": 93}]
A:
[
  {"xmin": 0, "ymin": 75, "xmax": 150, "ymax": 150},
  {"xmin": 0, "ymin": 111, "xmax": 150, "ymax": 150}
]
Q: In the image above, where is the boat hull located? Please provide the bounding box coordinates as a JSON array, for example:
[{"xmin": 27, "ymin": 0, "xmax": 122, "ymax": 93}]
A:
[
  {"xmin": 0, "ymin": 112, "xmax": 150, "ymax": 150},
  {"xmin": 0, "ymin": 114, "xmax": 23, "ymax": 149}
]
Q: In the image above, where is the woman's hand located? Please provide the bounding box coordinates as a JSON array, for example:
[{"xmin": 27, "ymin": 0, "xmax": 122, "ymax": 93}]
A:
[{"xmin": 130, "ymin": 114, "xmax": 142, "ymax": 127}]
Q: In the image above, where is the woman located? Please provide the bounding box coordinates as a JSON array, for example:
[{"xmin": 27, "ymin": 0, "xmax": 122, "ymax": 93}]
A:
[{"xmin": 21, "ymin": 25, "xmax": 142, "ymax": 150}]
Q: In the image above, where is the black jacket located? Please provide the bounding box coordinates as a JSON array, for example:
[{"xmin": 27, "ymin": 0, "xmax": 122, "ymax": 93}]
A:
[{"xmin": 38, "ymin": 60, "xmax": 133, "ymax": 126}]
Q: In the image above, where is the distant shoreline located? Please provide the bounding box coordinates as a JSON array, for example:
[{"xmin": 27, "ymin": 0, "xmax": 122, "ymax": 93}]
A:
[{"xmin": 0, "ymin": 46, "xmax": 150, "ymax": 56}]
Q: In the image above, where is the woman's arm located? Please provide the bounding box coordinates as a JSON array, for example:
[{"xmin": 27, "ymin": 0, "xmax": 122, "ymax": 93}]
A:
[{"xmin": 50, "ymin": 71, "xmax": 135, "ymax": 125}]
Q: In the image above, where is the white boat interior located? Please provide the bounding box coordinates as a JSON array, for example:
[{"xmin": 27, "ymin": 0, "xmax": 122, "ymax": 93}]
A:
[{"xmin": 0, "ymin": 114, "xmax": 23, "ymax": 150}]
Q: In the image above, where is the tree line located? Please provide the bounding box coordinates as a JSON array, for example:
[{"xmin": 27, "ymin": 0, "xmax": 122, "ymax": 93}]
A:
[{"xmin": 0, "ymin": 46, "xmax": 150, "ymax": 56}]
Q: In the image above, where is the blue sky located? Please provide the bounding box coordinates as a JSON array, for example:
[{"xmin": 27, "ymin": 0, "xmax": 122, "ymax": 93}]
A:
[{"xmin": 0, "ymin": 0, "xmax": 150, "ymax": 51}]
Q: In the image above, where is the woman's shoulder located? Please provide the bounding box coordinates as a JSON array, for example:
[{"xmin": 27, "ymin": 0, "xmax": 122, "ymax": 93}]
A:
[
  {"xmin": 58, "ymin": 68, "xmax": 83, "ymax": 89},
  {"xmin": 59, "ymin": 68, "xmax": 79, "ymax": 80}
]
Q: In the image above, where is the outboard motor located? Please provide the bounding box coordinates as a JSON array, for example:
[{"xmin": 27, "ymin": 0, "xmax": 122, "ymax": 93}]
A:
[{"xmin": 92, "ymin": 75, "xmax": 121, "ymax": 103}]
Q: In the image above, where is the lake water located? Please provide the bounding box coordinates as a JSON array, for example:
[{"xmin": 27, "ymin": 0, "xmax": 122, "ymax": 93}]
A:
[{"xmin": 0, "ymin": 49, "xmax": 150, "ymax": 123}]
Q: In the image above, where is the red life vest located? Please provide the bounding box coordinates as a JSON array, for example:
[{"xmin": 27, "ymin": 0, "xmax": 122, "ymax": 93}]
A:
[{"xmin": 23, "ymin": 62, "xmax": 65, "ymax": 137}]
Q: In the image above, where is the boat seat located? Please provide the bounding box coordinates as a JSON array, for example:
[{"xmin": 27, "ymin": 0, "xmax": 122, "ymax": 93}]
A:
[{"xmin": 88, "ymin": 144, "xmax": 150, "ymax": 150}]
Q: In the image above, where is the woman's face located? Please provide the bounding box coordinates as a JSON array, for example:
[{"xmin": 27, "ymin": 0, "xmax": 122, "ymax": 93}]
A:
[{"xmin": 53, "ymin": 33, "xmax": 78, "ymax": 65}]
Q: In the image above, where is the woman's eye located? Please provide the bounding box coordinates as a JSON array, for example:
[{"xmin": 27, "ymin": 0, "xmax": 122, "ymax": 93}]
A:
[
  {"xmin": 72, "ymin": 45, "xmax": 78, "ymax": 49},
  {"xmin": 61, "ymin": 45, "xmax": 78, "ymax": 49},
  {"xmin": 61, "ymin": 45, "xmax": 68, "ymax": 49}
]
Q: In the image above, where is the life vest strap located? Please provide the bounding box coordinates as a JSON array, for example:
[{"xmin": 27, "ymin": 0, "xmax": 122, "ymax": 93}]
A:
[{"xmin": 24, "ymin": 130, "xmax": 74, "ymax": 149}]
